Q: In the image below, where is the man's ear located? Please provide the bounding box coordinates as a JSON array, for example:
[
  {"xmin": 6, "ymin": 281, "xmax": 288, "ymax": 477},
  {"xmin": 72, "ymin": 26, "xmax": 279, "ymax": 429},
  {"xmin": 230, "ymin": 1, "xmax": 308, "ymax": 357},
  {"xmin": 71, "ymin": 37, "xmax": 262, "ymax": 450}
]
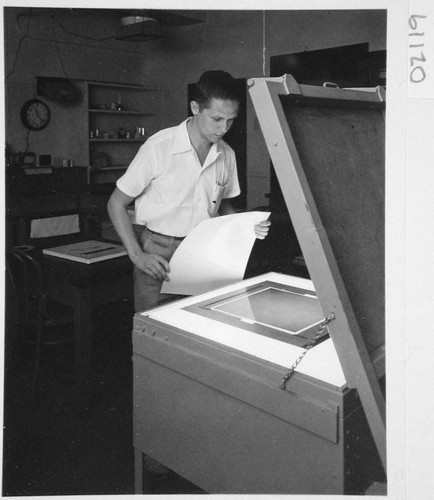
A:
[{"xmin": 190, "ymin": 101, "xmax": 200, "ymax": 116}]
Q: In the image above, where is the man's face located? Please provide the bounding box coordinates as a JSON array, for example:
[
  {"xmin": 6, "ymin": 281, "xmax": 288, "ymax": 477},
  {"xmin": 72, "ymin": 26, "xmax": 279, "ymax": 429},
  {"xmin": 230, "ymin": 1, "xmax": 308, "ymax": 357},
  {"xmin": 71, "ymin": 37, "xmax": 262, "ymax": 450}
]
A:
[{"xmin": 192, "ymin": 98, "xmax": 239, "ymax": 144}]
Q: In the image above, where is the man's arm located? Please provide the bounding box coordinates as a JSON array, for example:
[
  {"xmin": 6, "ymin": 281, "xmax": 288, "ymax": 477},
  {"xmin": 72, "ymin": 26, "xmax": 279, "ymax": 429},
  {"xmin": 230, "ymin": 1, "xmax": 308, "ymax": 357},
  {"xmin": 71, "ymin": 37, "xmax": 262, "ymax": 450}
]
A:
[{"xmin": 107, "ymin": 187, "xmax": 170, "ymax": 281}]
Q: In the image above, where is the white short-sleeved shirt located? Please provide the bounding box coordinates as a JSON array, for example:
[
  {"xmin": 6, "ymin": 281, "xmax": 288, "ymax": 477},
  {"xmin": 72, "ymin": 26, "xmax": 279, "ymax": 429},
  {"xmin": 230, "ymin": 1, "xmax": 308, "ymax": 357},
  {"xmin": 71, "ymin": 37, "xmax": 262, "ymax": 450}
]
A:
[{"xmin": 116, "ymin": 118, "xmax": 241, "ymax": 237}]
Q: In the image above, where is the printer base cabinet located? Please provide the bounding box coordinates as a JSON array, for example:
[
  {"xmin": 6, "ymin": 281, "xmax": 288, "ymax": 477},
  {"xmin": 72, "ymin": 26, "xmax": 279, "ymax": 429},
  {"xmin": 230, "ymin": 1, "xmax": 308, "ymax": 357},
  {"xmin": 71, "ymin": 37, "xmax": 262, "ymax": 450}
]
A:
[{"xmin": 132, "ymin": 322, "xmax": 385, "ymax": 495}]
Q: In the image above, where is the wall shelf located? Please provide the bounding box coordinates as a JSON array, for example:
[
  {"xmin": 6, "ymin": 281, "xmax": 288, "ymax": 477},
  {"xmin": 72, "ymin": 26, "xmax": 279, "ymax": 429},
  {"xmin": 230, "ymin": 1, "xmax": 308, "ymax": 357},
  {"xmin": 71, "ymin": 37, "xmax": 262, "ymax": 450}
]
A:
[
  {"xmin": 93, "ymin": 166, "xmax": 128, "ymax": 171},
  {"xmin": 89, "ymin": 109, "xmax": 156, "ymax": 116},
  {"xmin": 90, "ymin": 139, "xmax": 146, "ymax": 143},
  {"xmin": 87, "ymin": 81, "xmax": 159, "ymax": 185},
  {"xmin": 87, "ymin": 81, "xmax": 157, "ymax": 91}
]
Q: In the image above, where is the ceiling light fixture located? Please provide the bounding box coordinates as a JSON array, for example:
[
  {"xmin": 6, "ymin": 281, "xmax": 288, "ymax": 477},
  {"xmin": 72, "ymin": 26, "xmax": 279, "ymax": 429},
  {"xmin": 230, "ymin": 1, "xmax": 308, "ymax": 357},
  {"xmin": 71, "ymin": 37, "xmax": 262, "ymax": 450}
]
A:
[{"xmin": 115, "ymin": 16, "xmax": 163, "ymax": 42}]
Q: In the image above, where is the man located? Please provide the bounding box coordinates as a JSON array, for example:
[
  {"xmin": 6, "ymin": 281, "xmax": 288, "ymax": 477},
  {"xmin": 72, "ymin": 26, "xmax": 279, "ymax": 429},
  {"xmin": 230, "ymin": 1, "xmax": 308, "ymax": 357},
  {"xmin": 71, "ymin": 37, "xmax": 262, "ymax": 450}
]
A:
[{"xmin": 108, "ymin": 70, "xmax": 270, "ymax": 312}]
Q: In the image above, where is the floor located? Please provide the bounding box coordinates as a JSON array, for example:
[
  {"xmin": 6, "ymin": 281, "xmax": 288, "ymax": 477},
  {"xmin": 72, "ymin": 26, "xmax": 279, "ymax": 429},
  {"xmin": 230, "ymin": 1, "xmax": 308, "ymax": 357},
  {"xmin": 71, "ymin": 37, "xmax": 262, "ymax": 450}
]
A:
[{"xmin": 2, "ymin": 298, "xmax": 203, "ymax": 496}]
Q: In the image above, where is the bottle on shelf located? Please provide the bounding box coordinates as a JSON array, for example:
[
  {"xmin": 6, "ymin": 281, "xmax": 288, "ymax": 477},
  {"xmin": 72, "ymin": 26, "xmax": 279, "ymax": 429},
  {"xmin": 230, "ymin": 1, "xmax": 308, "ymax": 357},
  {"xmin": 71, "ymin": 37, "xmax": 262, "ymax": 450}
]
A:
[
  {"xmin": 116, "ymin": 92, "xmax": 122, "ymax": 111},
  {"xmin": 135, "ymin": 127, "xmax": 146, "ymax": 139}
]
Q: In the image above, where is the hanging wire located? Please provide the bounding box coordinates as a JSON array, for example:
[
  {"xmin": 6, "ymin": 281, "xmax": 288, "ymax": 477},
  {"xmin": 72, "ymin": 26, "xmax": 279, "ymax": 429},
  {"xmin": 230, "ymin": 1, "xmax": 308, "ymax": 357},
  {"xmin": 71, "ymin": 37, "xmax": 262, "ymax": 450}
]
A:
[
  {"xmin": 13, "ymin": 11, "xmax": 142, "ymax": 55},
  {"xmin": 51, "ymin": 20, "xmax": 70, "ymax": 78},
  {"xmin": 51, "ymin": 13, "xmax": 116, "ymax": 42},
  {"xmin": 5, "ymin": 9, "xmax": 33, "ymax": 81},
  {"xmin": 24, "ymin": 129, "xmax": 31, "ymax": 153},
  {"xmin": 262, "ymin": 11, "xmax": 266, "ymax": 76}
]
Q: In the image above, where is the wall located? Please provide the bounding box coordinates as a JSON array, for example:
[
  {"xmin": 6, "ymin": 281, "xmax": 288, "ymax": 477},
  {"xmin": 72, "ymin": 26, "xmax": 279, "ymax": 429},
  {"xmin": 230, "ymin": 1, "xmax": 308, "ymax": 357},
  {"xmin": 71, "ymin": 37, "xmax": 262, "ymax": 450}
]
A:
[
  {"xmin": 139, "ymin": 9, "xmax": 387, "ymax": 208},
  {"xmin": 4, "ymin": 8, "xmax": 387, "ymax": 207},
  {"xmin": 4, "ymin": 7, "xmax": 151, "ymax": 167}
]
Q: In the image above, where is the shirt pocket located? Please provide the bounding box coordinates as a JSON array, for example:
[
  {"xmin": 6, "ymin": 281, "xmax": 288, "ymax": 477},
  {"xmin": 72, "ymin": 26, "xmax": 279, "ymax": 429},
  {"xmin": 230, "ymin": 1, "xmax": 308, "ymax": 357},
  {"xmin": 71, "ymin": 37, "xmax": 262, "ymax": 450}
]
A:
[{"xmin": 208, "ymin": 181, "xmax": 226, "ymax": 217}]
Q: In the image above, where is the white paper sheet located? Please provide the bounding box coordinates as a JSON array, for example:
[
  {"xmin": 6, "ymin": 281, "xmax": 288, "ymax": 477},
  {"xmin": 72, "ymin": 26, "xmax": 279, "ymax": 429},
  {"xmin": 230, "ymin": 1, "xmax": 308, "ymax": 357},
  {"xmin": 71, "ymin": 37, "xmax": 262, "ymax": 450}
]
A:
[{"xmin": 161, "ymin": 211, "xmax": 270, "ymax": 296}]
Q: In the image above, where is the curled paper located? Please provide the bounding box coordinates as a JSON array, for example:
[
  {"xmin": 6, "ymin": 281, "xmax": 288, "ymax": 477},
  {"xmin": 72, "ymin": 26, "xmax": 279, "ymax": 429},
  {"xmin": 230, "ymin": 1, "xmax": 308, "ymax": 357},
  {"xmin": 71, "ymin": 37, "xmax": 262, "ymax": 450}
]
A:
[{"xmin": 161, "ymin": 211, "xmax": 270, "ymax": 296}]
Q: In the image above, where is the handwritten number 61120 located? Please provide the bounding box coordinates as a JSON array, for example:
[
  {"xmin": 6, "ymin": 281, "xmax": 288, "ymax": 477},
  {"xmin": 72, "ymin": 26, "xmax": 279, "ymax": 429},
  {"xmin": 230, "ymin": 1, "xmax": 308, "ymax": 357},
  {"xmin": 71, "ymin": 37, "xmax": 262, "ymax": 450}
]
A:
[{"xmin": 409, "ymin": 14, "xmax": 427, "ymax": 84}]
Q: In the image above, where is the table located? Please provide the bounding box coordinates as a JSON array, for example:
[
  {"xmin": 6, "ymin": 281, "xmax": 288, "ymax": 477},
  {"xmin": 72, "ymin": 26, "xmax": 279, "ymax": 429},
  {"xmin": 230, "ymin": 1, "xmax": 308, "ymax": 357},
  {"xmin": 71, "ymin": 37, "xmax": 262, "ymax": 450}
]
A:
[{"xmin": 43, "ymin": 249, "xmax": 133, "ymax": 409}]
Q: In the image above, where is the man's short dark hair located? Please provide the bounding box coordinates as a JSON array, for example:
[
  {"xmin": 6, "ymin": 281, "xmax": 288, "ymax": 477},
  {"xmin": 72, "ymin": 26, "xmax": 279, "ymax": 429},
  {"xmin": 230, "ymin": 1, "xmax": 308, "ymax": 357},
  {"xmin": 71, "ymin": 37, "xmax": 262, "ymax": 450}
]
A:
[{"xmin": 193, "ymin": 70, "xmax": 240, "ymax": 109}]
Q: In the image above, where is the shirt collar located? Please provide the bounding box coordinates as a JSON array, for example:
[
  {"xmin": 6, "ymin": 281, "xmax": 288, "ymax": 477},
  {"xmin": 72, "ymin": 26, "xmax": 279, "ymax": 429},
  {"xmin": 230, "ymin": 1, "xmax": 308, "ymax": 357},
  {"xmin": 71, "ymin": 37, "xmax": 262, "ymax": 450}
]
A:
[
  {"xmin": 171, "ymin": 118, "xmax": 223, "ymax": 159},
  {"xmin": 171, "ymin": 118, "xmax": 194, "ymax": 154}
]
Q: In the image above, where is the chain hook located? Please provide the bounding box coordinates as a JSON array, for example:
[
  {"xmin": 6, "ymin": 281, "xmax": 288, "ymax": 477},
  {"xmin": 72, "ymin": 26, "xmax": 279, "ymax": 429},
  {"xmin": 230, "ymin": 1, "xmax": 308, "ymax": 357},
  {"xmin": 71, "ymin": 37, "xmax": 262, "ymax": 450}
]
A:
[{"xmin": 280, "ymin": 313, "xmax": 335, "ymax": 390}]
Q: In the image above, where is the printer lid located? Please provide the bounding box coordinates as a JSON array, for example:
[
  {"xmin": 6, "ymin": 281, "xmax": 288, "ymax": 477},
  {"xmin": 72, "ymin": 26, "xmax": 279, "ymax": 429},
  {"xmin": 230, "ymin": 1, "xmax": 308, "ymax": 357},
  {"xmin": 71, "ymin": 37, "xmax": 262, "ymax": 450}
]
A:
[{"xmin": 248, "ymin": 74, "xmax": 386, "ymax": 468}]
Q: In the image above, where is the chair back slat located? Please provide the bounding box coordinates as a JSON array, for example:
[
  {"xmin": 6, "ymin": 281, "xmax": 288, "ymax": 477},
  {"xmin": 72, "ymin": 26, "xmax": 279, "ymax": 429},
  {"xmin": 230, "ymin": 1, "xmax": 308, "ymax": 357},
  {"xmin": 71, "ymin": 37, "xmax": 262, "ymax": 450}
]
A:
[{"xmin": 5, "ymin": 247, "xmax": 46, "ymax": 337}]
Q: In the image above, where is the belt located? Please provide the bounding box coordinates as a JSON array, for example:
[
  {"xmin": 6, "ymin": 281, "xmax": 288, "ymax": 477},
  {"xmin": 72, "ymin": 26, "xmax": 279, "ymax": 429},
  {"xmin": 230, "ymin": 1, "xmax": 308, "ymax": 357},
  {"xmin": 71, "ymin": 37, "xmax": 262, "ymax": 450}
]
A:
[{"xmin": 144, "ymin": 226, "xmax": 185, "ymax": 241}]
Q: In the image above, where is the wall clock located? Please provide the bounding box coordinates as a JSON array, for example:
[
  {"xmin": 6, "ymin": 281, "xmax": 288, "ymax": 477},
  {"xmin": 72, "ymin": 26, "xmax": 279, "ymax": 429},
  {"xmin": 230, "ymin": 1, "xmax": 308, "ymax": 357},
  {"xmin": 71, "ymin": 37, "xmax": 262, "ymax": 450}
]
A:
[{"xmin": 20, "ymin": 98, "xmax": 51, "ymax": 131}]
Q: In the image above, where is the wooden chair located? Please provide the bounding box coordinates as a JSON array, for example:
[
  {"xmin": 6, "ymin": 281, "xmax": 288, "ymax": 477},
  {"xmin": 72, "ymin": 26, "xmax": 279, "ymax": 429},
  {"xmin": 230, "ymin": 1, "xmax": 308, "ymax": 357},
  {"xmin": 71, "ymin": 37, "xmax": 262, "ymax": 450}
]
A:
[{"xmin": 5, "ymin": 246, "xmax": 74, "ymax": 403}]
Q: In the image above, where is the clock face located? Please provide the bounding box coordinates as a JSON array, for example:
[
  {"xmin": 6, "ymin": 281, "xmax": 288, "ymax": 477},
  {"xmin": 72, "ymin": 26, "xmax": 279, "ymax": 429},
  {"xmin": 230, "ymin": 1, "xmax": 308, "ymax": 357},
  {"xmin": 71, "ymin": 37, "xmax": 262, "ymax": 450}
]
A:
[{"xmin": 21, "ymin": 99, "xmax": 51, "ymax": 131}]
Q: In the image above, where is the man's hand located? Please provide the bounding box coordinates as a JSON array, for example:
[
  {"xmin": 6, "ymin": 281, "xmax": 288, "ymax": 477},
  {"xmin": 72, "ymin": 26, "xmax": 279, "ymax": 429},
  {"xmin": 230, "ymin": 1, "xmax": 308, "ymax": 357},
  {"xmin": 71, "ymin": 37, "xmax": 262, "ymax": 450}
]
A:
[
  {"xmin": 132, "ymin": 252, "xmax": 171, "ymax": 281},
  {"xmin": 254, "ymin": 219, "xmax": 271, "ymax": 239}
]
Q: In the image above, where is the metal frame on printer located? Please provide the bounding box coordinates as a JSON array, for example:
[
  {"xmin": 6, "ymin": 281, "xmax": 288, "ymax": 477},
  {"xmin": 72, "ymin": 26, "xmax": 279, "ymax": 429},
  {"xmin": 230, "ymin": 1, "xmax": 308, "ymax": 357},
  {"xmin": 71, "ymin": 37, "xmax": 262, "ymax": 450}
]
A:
[{"xmin": 132, "ymin": 75, "xmax": 386, "ymax": 495}]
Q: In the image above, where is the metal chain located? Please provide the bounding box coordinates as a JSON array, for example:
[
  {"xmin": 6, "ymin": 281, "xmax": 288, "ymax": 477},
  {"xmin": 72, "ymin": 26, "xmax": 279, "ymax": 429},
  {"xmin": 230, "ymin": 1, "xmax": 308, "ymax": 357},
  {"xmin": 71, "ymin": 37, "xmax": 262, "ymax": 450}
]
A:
[{"xmin": 280, "ymin": 313, "xmax": 335, "ymax": 390}]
